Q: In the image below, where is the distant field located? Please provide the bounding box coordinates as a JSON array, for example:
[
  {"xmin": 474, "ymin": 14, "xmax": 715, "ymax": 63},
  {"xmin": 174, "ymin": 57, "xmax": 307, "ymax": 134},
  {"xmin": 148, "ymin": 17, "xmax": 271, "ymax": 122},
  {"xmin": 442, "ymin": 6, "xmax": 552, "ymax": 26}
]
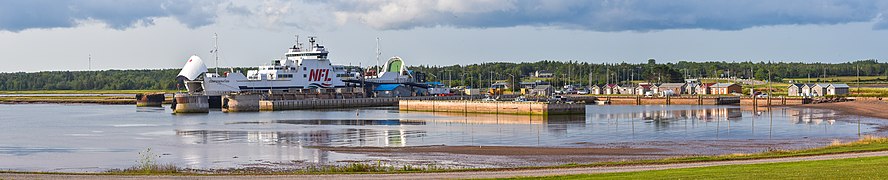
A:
[
  {"xmin": 784, "ymin": 76, "xmax": 886, "ymax": 83},
  {"xmin": 0, "ymin": 90, "xmax": 176, "ymax": 94}
]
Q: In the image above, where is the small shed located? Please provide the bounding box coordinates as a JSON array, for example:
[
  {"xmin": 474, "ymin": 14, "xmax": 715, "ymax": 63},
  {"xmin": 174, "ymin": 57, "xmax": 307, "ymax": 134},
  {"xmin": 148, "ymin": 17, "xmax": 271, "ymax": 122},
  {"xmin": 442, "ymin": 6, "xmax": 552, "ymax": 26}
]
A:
[
  {"xmin": 685, "ymin": 82, "xmax": 699, "ymax": 95},
  {"xmin": 590, "ymin": 84, "xmax": 602, "ymax": 95},
  {"xmin": 812, "ymin": 83, "xmax": 830, "ymax": 97},
  {"xmin": 529, "ymin": 85, "xmax": 554, "ymax": 96},
  {"xmin": 621, "ymin": 84, "xmax": 637, "ymax": 95},
  {"xmin": 696, "ymin": 83, "xmax": 716, "ymax": 95},
  {"xmin": 787, "ymin": 84, "xmax": 803, "ymax": 96},
  {"xmin": 658, "ymin": 83, "xmax": 687, "ymax": 95},
  {"xmin": 800, "ymin": 84, "xmax": 816, "ymax": 96},
  {"xmin": 827, "ymin": 84, "xmax": 850, "ymax": 95},
  {"xmin": 710, "ymin": 83, "xmax": 741, "ymax": 95},
  {"xmin": 604, "ymin": 84, "xmax": 621, "ymax": 94},
  {"xmin": 636, "ymin": 84, "xmax": 652, "ymax": 95}
]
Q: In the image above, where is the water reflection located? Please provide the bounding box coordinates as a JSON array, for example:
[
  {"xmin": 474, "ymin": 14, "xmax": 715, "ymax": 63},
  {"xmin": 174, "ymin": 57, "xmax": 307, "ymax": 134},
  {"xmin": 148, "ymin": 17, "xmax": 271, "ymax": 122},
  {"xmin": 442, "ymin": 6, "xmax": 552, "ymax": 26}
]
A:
[
  {"xmin": 785, "ymin": 108, "xmax": 837, "ymax": 125},
  {"xmin": 226, "ymin": 119, "xmax": 426, "ymax": 126},
  {"xmin": 0, "ymin": 104, "xmax": 881, "ymax": 172},
  {"xmin": 175, "ymin": 129, "xmax": 427, "ymax": 147}
]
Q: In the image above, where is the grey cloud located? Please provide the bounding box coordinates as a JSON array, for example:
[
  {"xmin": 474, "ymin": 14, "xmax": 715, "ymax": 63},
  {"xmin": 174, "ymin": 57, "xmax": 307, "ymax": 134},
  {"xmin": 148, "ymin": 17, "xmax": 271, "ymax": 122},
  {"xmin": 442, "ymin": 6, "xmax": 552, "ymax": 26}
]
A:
[
  {"xmin": 322, "ymin": 0, "xmax": 888, "ymax": 31},
  {"xmin": 0, "ymin": 0, "xmax": 219, "ymax": 32}
]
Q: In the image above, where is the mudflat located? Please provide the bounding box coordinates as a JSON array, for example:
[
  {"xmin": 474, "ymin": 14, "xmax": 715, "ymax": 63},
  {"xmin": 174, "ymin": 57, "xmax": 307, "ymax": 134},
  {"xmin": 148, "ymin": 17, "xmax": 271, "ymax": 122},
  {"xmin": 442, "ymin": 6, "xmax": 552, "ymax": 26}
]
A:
[{"xmin": 795, "ymin": 99, "xmax": 888, "ymax": 120}]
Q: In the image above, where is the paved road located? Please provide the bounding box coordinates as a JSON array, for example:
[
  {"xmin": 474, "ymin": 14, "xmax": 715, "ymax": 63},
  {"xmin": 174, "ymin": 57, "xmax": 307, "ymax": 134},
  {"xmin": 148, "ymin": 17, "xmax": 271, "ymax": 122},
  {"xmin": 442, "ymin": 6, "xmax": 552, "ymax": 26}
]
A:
[{"xmin": 3, "ymin": 151, "xmax": 887, "ymax": 180}]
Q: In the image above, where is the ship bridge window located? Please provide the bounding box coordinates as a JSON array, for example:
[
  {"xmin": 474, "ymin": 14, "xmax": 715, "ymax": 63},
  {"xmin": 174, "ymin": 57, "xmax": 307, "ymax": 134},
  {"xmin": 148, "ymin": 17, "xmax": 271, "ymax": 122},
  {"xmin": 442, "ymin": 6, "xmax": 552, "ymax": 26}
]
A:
[{"xmin": 277, "ymin": 74, "xmax": 294, "ymax": 79}]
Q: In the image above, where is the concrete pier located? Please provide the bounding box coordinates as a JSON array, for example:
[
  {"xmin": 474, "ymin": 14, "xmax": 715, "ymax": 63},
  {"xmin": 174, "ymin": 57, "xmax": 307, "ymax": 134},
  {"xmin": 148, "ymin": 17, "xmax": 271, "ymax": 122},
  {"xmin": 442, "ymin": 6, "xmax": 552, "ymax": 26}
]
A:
[
  {"xmin": 218, "ymin": 91, "xmax": 479, "ymax": 112},
  {"xmin": 259, "ymin": 98, "xmax": 399, "ymax": 111},
  {"xmin": 399, "ymin": 100, "xmax": 586, "ymax": 115},
  {"xmin": 222, "ymin": 93, "xmax": 263, "ymax": 112},
  {"xmin": 135, "ymin": 93, "xmax": 165, "ymax": 107},
  {"xmin": 172, "ymin": 93, "xmax": 209, "ymax": 113}
]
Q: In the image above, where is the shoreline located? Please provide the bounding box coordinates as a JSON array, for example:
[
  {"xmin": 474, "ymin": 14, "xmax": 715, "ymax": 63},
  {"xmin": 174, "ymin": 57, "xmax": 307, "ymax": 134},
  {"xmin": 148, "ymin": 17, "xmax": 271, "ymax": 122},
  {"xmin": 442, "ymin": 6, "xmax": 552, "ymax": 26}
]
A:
[{"xmin": 312, "ymin": 145, "xmax": 667, "ymax": 156}]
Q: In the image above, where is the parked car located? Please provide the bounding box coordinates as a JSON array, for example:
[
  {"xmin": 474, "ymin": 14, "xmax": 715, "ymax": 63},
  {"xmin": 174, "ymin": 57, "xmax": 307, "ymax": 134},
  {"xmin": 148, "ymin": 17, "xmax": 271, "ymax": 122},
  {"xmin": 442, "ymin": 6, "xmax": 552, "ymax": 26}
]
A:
[
  {"xmin": 548, "ymin": 95, "xmax": 572, "ymax": 103},
  {"xmin": 577, "ymin": 89, "xmax": 589, "ymax": 95},
  {"xmin": 513, "ymin": 96, "xmax": 528, "ymax": 102}
]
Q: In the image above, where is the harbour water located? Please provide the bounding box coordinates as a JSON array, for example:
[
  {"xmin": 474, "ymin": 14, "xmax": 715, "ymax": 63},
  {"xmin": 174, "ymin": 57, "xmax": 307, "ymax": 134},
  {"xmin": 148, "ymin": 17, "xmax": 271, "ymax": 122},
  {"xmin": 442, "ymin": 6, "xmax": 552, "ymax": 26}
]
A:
[{"xmin": 0, "ymin": 104, "xmax": 882, "ymax": 172}]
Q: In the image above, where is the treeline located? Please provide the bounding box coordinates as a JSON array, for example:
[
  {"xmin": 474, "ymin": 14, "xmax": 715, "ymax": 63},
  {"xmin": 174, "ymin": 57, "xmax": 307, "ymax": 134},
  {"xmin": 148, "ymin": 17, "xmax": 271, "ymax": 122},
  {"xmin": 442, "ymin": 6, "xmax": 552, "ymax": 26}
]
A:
[
  {"xmin": 413, "ymin": 59, "xmax": 888, "ymax": 87},
  {"xmin": 0, "ymin": 69, "xmax": 180, "ymax": 90},
  {"xmin": 1, "ymin": 60, "xmax": 885, "ymax": 91}
]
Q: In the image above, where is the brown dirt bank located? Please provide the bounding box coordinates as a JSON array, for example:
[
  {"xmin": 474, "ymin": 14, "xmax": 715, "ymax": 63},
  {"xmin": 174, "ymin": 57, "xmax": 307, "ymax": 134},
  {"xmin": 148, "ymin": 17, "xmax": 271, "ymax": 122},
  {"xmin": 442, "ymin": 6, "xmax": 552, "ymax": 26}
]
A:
[
  {"xmin": 792, "ymin": 99, "xmax": 888, "ymax": 120},
  {"xmin": 313, "ymin": 145, "xmax": 666, "ymax": 156}
]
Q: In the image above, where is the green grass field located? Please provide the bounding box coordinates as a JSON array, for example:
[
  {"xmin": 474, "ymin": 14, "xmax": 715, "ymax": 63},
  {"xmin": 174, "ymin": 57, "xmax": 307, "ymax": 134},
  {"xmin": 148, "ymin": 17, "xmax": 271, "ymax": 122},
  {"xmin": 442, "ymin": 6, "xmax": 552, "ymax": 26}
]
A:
[{"xmin": 504, "ymin": 156, "xmax": 888, "ymax": 180}]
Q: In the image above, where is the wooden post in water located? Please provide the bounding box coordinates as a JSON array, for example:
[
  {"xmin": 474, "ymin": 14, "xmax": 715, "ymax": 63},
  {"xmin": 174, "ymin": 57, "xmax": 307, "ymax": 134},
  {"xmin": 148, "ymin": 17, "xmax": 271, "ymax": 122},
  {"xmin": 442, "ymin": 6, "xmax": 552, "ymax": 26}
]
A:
[
  {"xmin": 666, "ymin": 95, "xmax": 671, "ymax": 105},
  {"xmin": 753, "ymin": 95, "xmax": 757, "ymax": 107}
]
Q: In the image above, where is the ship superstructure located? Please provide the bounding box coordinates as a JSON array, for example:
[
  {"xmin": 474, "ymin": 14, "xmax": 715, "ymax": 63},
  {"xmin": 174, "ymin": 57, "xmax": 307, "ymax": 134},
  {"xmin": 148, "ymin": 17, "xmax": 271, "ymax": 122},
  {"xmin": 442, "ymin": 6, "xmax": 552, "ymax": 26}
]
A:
[{"xmin": 178, "ymin": 36, "xmax": 346, "ymax": 96}]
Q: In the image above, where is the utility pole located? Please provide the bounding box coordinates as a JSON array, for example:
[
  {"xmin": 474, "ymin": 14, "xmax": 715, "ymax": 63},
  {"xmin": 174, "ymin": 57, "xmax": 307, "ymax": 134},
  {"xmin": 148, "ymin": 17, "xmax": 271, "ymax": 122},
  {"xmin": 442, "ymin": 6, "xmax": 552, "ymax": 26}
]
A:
[
  {"xmin": 751, "ymin": 62, "xmax": 755, "ymax": 96},
  {"xmin": 606, "ymin": 65, "xmax": 610, "ymax": 85},
  {"xmin": 768, "ymin": 61, "xmax": 773, "ymax": 98},
  {"xmin": 857, "ymin": 64, "xmax": 861, "ymax": 95},
  {"xmin": 88, "ymin": 54, "xmax": 91, "ymax": 71},
  {"xmin": 376, "ymin": 37, "xmax": 381, "ymax": 78}
]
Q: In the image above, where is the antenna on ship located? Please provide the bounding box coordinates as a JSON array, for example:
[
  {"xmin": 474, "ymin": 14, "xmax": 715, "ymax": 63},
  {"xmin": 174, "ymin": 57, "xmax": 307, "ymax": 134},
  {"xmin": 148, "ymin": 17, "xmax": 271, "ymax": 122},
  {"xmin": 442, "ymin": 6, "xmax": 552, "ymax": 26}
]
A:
[{"xmin": 212, "ymin": 33, "xmax": 220, "ymax": 74}]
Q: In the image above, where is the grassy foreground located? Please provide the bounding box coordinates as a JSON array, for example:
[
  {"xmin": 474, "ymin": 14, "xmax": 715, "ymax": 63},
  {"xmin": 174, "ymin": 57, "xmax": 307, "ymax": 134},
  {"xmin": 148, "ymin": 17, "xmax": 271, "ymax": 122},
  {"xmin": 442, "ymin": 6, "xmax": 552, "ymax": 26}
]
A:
[
  {"xmin": 1, "ymin": 137, "xmax": 886, "ymax": 176},
  {"xmin": 503, "ymin": 156, "xmax": 888, "ymax": 180}
]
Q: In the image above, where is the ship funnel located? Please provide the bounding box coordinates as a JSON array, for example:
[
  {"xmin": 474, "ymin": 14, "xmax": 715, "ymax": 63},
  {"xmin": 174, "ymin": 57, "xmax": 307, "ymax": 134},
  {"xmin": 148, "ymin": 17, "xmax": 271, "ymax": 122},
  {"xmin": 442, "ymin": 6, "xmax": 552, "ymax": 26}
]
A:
[{"xmin": 177, "ymin": 55, "xmax": 208, "ymax": 81}]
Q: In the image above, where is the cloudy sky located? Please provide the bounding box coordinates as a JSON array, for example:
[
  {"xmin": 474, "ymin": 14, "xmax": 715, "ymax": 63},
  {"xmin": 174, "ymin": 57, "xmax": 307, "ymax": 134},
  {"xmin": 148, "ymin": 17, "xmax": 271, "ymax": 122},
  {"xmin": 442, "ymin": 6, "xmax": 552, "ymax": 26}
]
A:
[{"xmin": 2, "ymin": 0, "xmax": 888, "ymax": 72}]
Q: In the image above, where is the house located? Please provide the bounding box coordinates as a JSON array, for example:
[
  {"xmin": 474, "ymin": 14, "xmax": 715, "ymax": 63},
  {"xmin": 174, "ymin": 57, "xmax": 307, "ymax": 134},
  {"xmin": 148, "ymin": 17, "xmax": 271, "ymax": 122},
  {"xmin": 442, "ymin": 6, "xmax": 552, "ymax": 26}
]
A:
[
  {"xmin": 650, "ymin": 83, "xmax": 661, "ymax": 95},
  {"xmin": 812, "ymin": 83, "xmax": 830, "ymax": 97},
  {"xmin": 710, "ymin": 83, "xmax": 741, "ymax": 95},
  {"xmin": 604, "ymin": 84, "xmax": 621, "ymax": 94},
  {"xmin": 373, "ymin": 84, "xmax": 412, "ymax": 97},
  {"xmin": 636, "ymin": 84, "xmax": 652, "ymax": 95},
  {"xmin": 827, "ymin": 84, "xmax": 850, "ymax": 95},
  {"xmin": 685, "ymin": 82, "xmax": 699, "ymax": 95},
  {"xmin": 787, "ymin": 84, "xmax": 804, "ymax": 96},
  {"xmin": 657, "ymin": 83, "xmax": 687, "ymax": 96},
  {"xmin": 697, "ymin": 83, "xmax": 716, "ymax": 95},
  {"xmin": 800, "ymin": 84, "xmax": 815, "ymax": 96},
  {"xmin": 620, "ymin": 84, "xmax": 637, "ymax": 95},
  {"xmin": 590, "ymin": 84, "xmax": 602, "ymax": 95},
  {"xmin": 532, "ymin": 70, "xmax": 554, "ymax": 78},
  {"xmin": 529, "ymin": 85, "xmax": 554, "ymax": 96}
]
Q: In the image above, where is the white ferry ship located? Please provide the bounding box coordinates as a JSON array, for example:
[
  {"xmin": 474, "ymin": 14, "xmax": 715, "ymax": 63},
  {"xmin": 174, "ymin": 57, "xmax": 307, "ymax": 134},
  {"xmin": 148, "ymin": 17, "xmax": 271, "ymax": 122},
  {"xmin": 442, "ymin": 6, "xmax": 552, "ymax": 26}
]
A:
[{"xmin": 177, "ymin": 36, "xmax": 347, "ymax": 96}]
